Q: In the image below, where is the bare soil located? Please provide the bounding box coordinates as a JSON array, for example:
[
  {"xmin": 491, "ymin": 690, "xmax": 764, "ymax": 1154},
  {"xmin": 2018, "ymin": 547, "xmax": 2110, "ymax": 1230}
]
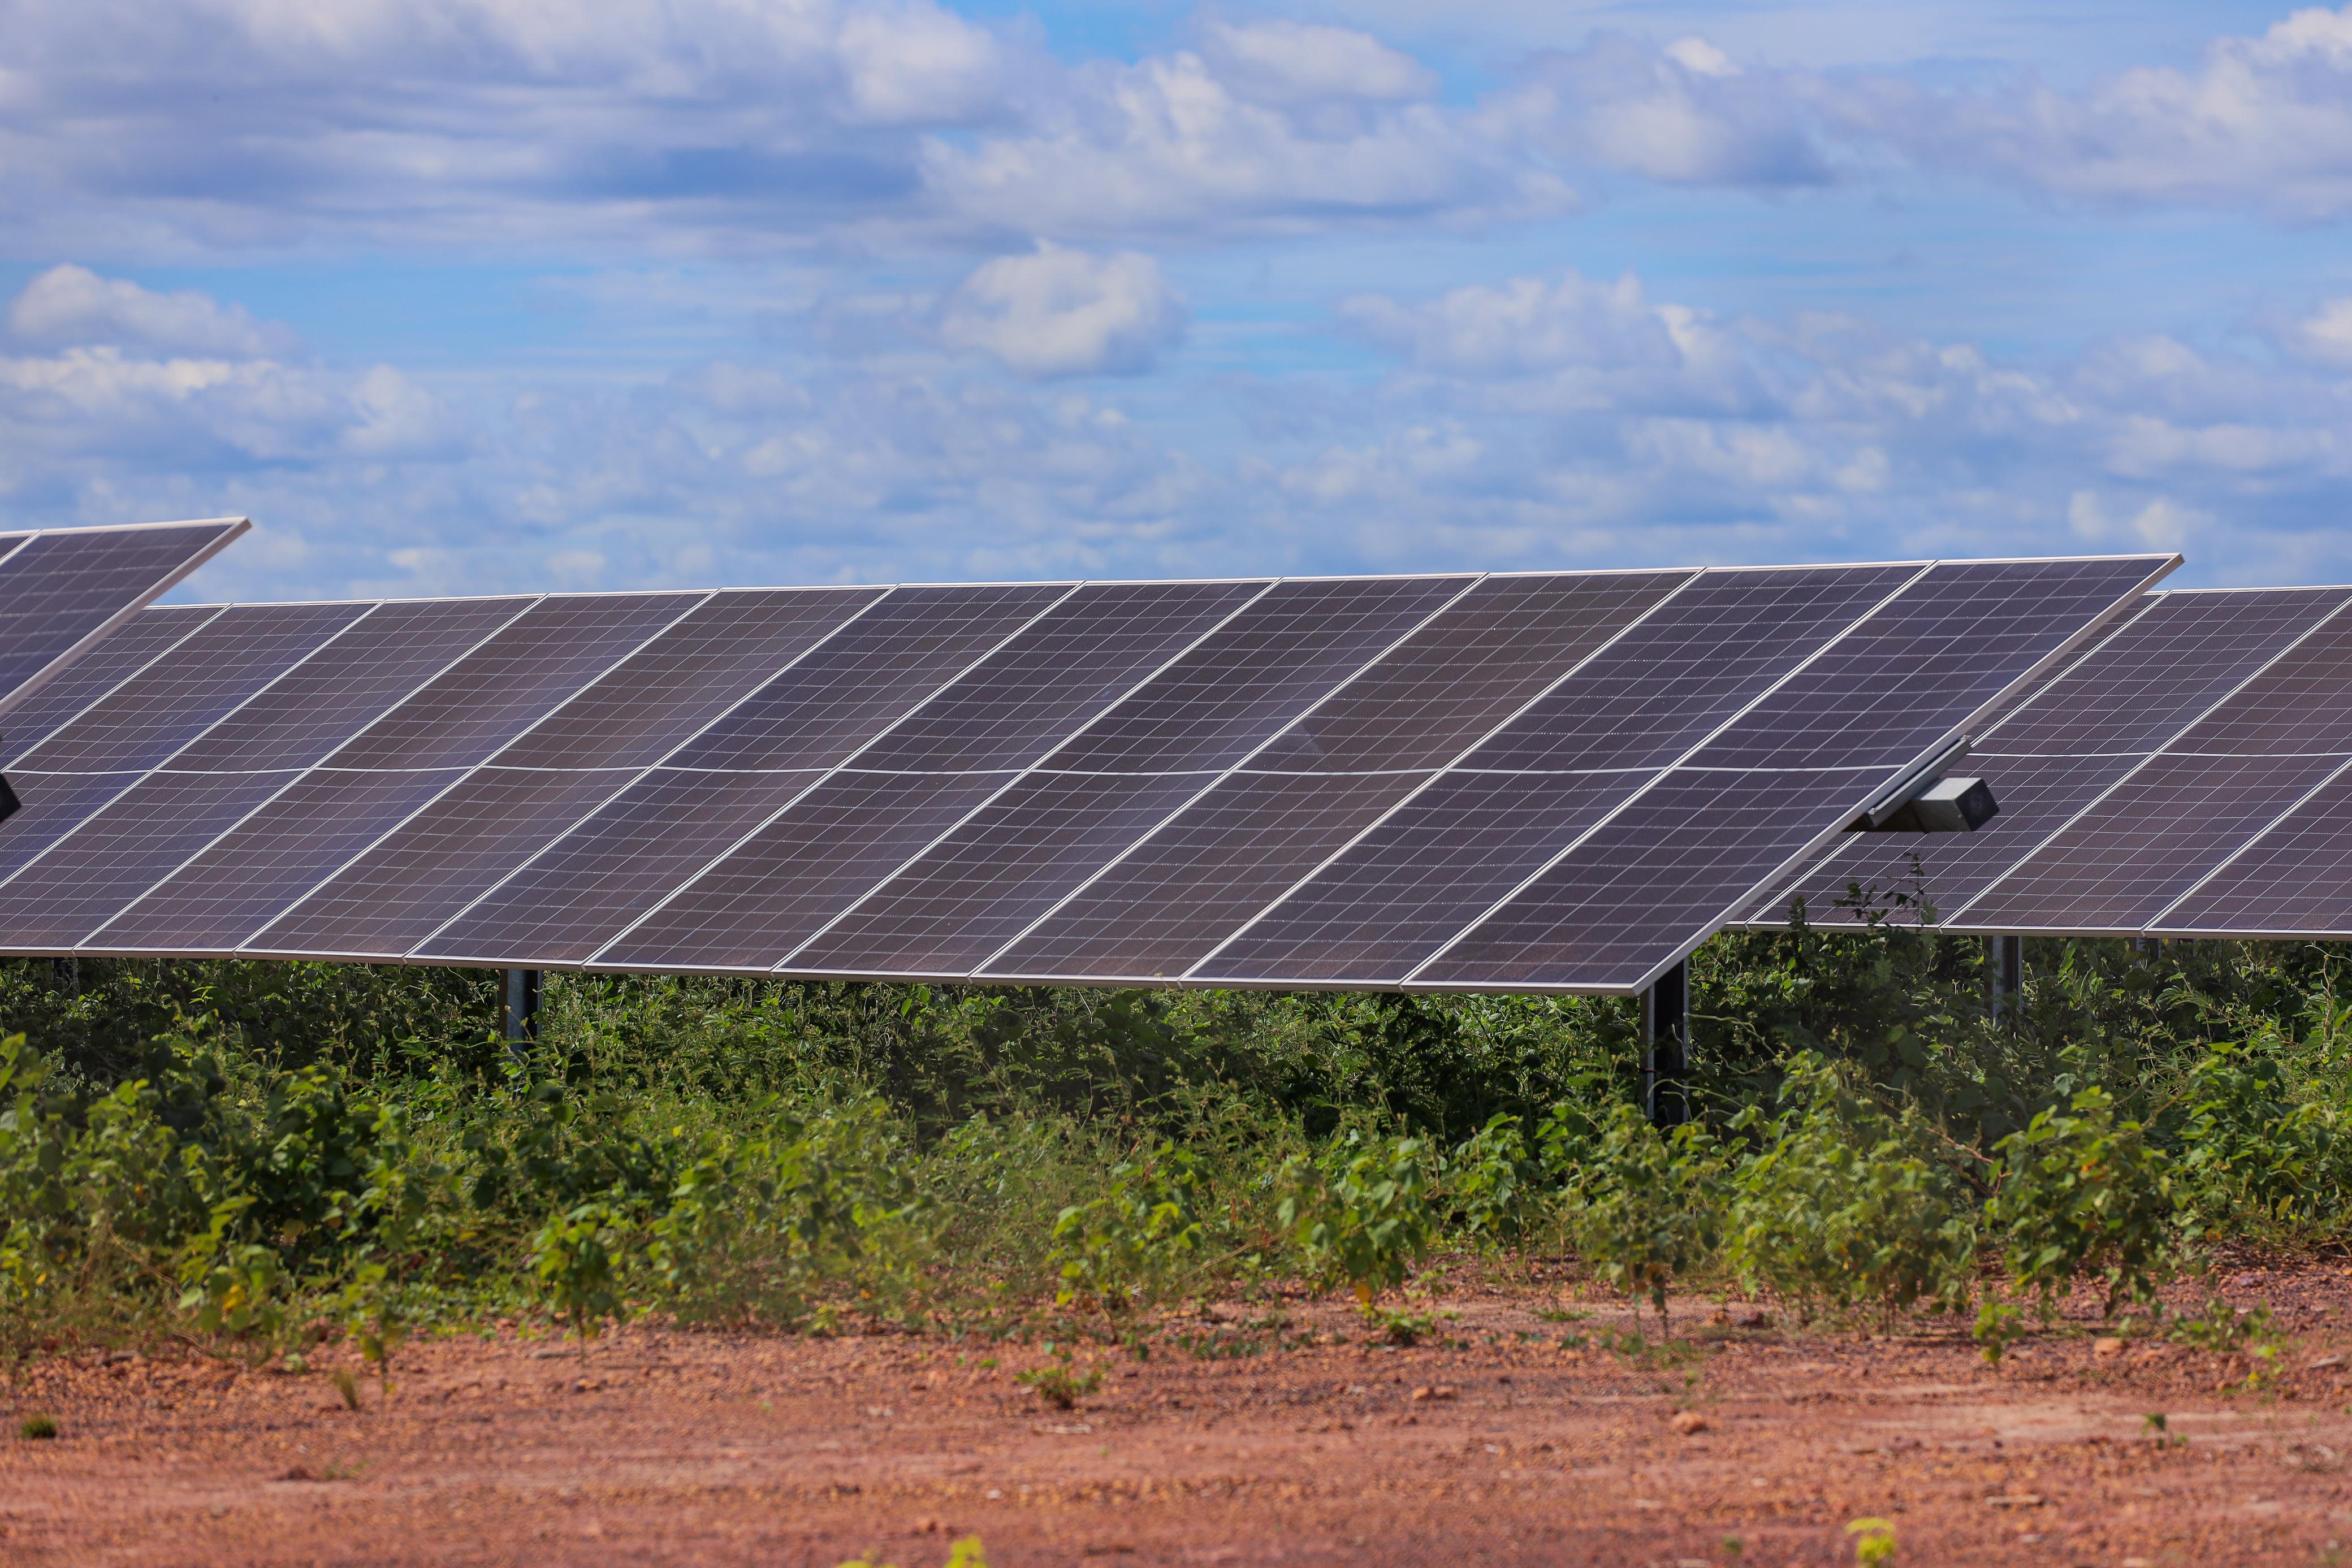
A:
[{"xmin": 8, "ymin": 1264, "xmax": 2352, "ymax": 1566}]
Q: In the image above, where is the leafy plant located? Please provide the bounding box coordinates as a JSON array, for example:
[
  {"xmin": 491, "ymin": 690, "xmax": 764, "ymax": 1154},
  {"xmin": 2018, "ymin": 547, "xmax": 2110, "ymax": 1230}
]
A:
[
  {"xmin": 1570, "ymin": 1105, "xmax": 1725, "ymax": 1331},
  {"xmin": 1846, "ymin": 1518, "xmax": 1896, "ymax": 1564},
  {"xmin": 19, "ymin": 1413, "xmax": 57, "ymax": 1440},
  {"xmin": 1984, "ymin": 1086, "xmax": 2174, "ymax": 1316},
  {"xmin": 1279, "ymin": 1132, "xmax": 1441, "ymax": 1304},
  {"xmin": 1049, "ymin": 1141, "xmax": 1206, "ymax": 1311},
  {"xmin": 531, "ymin": 1197, "xmax": 632, "ymax": 1349},
  {"xmin": 1015, "ymin": 1353, "xmax": 1101, "ymax": 1410}
]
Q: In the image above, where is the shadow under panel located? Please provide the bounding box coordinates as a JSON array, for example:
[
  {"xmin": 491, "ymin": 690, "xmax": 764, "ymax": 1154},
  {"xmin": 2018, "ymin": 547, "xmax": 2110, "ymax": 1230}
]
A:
[
  {"xmin": 0, "ymin": 770, "xmax": 300, "ymax": 952},
  {"xmin": 1956, "ymin": 750, "xmax": 2347, "ymax": 933},
  {"xmin": 87, "ymin": 768, "xmax": 465, "ymax": 954},
  {"xmin": 781, "ymin": 770, "xmax": 1214, "ymax": 977},
  {"xmin": 1417, "ymin": 766, "xmax": 1880, "ymax": 991},
  {"xmin": 592, "ymin": 770, "xmax": 1015, "ymax": 972},
  {"xmin": 413, "ymin": 767, "xmax": 827, "ymax": 968},
  {"xmin": 243, "ymin": 766, "xmax": 640, "ymax": 960},
  {"xmin": 1195, "ymin": 769, "xmax": 1642, "ymax": 986},
  {"xmin": 984, "ymin": 769, "xmax": 1434, "ymax": 982}
]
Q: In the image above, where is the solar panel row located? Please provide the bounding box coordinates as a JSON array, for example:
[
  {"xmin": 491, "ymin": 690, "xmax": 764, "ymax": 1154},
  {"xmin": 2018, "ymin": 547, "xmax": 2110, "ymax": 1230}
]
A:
[
  {"xmin": 1746, "ymin": 584, "xmax": 2352, "ymax": 941},
  {"xmin": 0, "ymin": 555, "xmax": 2171, "ymax": 993}
]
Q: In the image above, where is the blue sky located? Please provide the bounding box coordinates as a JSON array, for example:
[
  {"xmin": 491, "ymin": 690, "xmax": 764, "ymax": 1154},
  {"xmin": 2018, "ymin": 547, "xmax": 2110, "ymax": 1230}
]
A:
[{"xmin": 5, "ymin": 1, "xmax": 2352, "ymax": 600}]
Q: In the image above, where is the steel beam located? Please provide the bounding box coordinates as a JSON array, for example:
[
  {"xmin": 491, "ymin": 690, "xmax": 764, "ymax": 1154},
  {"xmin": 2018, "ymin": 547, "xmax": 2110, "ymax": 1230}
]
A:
[{"xmin": 503, "ymin": 968, "xmax": 541, "ymax": 1061}]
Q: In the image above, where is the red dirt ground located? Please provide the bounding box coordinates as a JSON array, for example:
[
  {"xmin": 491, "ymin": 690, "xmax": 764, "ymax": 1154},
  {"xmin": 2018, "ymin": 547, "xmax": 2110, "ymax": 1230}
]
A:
[{"xmin": 7, "ymin": 1264, "xmax": 2352, "ymax": 1566}]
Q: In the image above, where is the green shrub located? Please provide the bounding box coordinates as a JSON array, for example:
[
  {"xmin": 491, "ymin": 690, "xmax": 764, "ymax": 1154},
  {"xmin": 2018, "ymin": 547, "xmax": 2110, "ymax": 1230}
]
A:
[
  {"xmin": 1724, "ymin": 1054, "xmax": 1977, "ymax": 1323},
  {"xmin": 1049, "ymin": 1141, "xmax": 1207, "ymax": 1311},
  {"xmin": 1984, "ymin": 1086, "xmax": 2174, "ymax": 1316},
  {"xmin": 1570, "ymin": 1105, "xmax": 1725, "ymax": 1330},
  {"xmin": 1279, "ymin": 1132, "xmax": 1441, "ymax": 1303}
]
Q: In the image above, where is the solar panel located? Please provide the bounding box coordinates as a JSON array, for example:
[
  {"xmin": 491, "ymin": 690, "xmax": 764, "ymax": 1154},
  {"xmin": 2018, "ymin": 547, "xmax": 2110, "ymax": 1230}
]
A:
[
  {"xmin": 0, "ymin": 604, "xmax": 219, "ymax": 766},
  {"xmin": 0, "ymin": 554, "xmax": 2173, "ymax": 992},
  {"xmin": 0, "ymin": 519, "xmax": 247, "ymax": 722},
  {"xmin": 1746, "ymin": 588, "xmax": 2352, "ymax": 928}
]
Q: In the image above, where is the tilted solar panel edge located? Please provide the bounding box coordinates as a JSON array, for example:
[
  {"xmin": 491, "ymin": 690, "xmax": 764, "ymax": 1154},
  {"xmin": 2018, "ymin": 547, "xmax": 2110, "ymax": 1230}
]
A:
[{"xmin": 0, "ymin": 518, "xmax": 249, "ymax": 724}]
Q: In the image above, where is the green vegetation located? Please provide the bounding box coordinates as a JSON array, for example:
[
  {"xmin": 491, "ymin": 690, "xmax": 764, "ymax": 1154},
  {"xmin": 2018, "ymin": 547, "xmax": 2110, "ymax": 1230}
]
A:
[{"xmin": 3, "ymin": 915, "xmax": 2351, "ymax": 1364}]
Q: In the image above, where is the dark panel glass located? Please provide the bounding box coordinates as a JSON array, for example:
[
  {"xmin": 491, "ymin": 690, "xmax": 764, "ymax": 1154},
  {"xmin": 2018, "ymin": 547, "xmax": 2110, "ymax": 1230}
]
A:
[
  {"xmin": 1957, "ymin": 751, "xmax": 2346, "ymax": 932},
  {"xmin": 2170, "ymin": 609, "xmax": 2352, "ymax": 756},
  {"xmin": 1419, "ymin": 767, "xmax": 1877, "ymax": 991},
  {"xmin": 1463, "ymin": 565, "xmax": 1915, "ymax": 773},
  {"xmin": 244, "ymin": 768, "xmax": 632, "ymax": 959},
  {"xmin": 1046, "ymin": 576, "xmax": 1471, "ymax": 774},
  {"xmin": 783, "ymin": 771, "xmax": 1212, "ymax": 977},
  {"xmin": 1, "ymin": 605, "xmax": 217, "ymax": 765},
  {"xmin": 1705, "ymin": 556, "xmax": 2176, "ymax": 772},
  {"xmin": 15, "ymin": 603, "xmax": 366, "ymax": 773},
  {"xmin": 331, "ymin": 594, "xmax": 700, "ymax": 770},
  {"xmin": 669, "ymin": 584, "xmax": 1072, "ymax": 772},
  {"xmin": 89, "ymin": 769, "xmax": 461, "ymax": 953},
  {"xmin": 986, "ymin": 769, "xmax": 1432, "ymax": 981},
  {"xmin": 0, "ymin": 770, "xmax": 150, "ymax": 885},
  {"xmin": 0, "ymin": 522, "xmax": 241, "ymax": 713},
  {"xmin": 415, "ymin": 768, "xmax": 825, "ymax": 965},
  {"xmin": 1248, "ymin": 571, "xmax": 1695, "ymax": 772},
  {"xmin": 1751, "ymin": 751, "xmax": 2141, "ymax": 929},
  {"xmin": 1196, "ymin": 772, "xmax": 1639, "ymax": 985},
  {"xmin": 494, "ymin": 588, "xmax": 884, "ymax": 770},
  {"xmin": 855, "ymin": 580, "xmax": 1268, "ymax": 772},
  {"xmin": 0, "ymin": 770, "xmax": 299, "ymax": 952},
  {"xmin": 596, "ymin": 770, "xmax": 1013, "ymax": 971},
  {"xmin": 173, "ymin": 598, "xmax": 533, "ymax": 772},
  {"xmin": 2155, "ymin": 766, "xmax": 2352, "ymax": 936},
  {"xmin": 1988, "ymin": 588, "xmax": 2347, "ymax": 756}
]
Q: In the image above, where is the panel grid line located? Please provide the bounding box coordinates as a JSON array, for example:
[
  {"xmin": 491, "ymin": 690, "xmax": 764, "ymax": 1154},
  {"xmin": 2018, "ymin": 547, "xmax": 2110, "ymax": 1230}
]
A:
[
  {"xmin": 236, "ymin": 591, "xmax": 721, "ymax": 956},
  {"xmin": 2142, "ymin": 750, "xmax": 2352, "ymax": 931},
  {"xmin": 77, "ymin": 597, "xmax": 548, "ymax": 952},
  {"xmin": 578, "ymin": 583, "xmax": 1091, "ymax": 970},
  {"xmin": 0, "ymin": 603, "xmax": 394, "ymax": 910},
  {"xmin": 1942, "ymin": 588, "xmax": 2352, "ymax": 928},
  {"xmin": 403, "ymin": 588, "xmax": 902, "ymax": 963},
  {"xmin": 759, "ymin": 579, "xmax": 1287, "ymax": 971},
  {"xmin": 944, "ymin": 575, "xmax": 1494, "ymax": 984},
  {"xmin": 1396, "ymin": 561, "xmax": 1945, "ymax": 989},
  {"xmin": 1, "ymin": 604, "xmax": 230, "ymax": 763},
  {"xmin": 1168, "ymin": 569, "xmax": 1709, "ymax": 985}
]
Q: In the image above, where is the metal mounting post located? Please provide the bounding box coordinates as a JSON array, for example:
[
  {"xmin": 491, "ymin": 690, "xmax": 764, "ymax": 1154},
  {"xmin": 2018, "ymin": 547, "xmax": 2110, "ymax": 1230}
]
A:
[
  {"xmin": 2134, "ymin": 935, "xmax": 2163, "ymax": 961},
  {"xmin": 48, "ymin": 956, "xmax": 77, "ymax": 994},
  {"xmin": 503, "ymin": 968, "xmax": 541, "ymax": 1062},
  {"xmin": 1987, "ymin": 934, "xmax": 2022, "ymax": 1025},
  {"xmin": 1642, "ymin": 959, "xmax": 1690, "ymax": 1127}
]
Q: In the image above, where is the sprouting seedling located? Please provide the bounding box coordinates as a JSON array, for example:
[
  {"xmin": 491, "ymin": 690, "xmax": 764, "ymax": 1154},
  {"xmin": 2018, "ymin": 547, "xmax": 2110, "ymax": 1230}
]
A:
[
  {"xmin": 1846, "ymin": 1518, "xmax": 1896, "ymax": 1565},
  {"xmin": 19, "ymin": 1414, "xmax": 58, "ymax": 1440}
]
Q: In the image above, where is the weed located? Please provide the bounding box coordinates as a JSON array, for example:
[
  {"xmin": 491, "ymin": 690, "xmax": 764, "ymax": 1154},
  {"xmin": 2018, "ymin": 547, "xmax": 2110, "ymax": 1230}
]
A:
[
  {"xmin": 1016, "ymin": 1355, "xmax": 1102, "ymax": 1410},
  {"xmin": 1571, "ymin": 1106, "xmax": 1724, "ymax": 1333},
  {"xmin": 1279, "ymin": 1132, "xmax": 1441, "ymax": 1305},
  {"xmin": 1363, "ymin": 1307, "xmax": 1434, "ymax": 1346},
  {"xmin": 1985, "ymin": 1087, "xmax": 2174, "ymax": 1318},
  {"xmin": 1973, "ymin": 1301, "xmax": 2028, "ymax": 1365},
  {"xmin": 330, "ymin": 1367, "xmax": 360, "ymax": 1411},
  {"xmin": 18, "ymin": 1412, "xmax": 56, "ymax": 1439},
  {"xmin": 1846, "ymin": 1517, "xmax": 1896, "ymax": 1564}
]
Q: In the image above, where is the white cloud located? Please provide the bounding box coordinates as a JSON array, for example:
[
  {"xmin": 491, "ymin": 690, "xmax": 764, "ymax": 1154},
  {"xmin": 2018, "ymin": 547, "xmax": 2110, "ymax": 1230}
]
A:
[
  {"xmin": 2291, "ymin": 298, "xmax": 2352, "ymax": 369},
  {"xmin": 7, "ymin": 265, "xmax": 300, "ymax": 357},
  {"xmin": 939, "ymin": 245, "xmax": 1186, "ymax": 378},
  {"xmin": 1200, "ymin": 19, "xmax": 1437, "ymax": 105}
]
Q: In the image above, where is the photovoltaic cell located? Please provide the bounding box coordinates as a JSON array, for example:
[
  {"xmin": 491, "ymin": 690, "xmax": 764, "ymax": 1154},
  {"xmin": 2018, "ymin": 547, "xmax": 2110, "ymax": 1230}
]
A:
[
  {"xmin": 90, "ymin": 768, "xmax": 464, "ymax": 954},
  {"xmin": 987, "ymin": 570, "xmax": 1698, "ymax": 982},
  {"xmin": 0, "ymin": 605, "xmax": 218, "ymax": 766},
  {"xmin": 764, "ymin": 576, "xmax": 1474, "ymax": 977},
  {"xmin": 1419, "ymin": 556, "xmax": 2169, "ymax": 989},
  {"xmin": 418, "ymin": 583, "xmax": 1073, "ymax": 967},
  {"xmin": 414, "ymin": 768, "xmax": 828, "ymax": 966},
  {"xmin": 1958, "ymin": 752, "xmax": 2346, "ymax": 933},
  {"xmin": 1750, "ymin": 588, "xmax": 2350, "ymax": 929},
  {"xmin": 237, "ymin": 588, "xmax": 889, "ymax": 958},
  {"xmin": 1417, "ymin": 768, "xmax": 1878, "ymax": 989},
  {"xmin": 0, "ymin": 520, "xmax": 245, "ymax": 720},
  {"xmin": 2155, "ymin": 766, "xmax": 2352, "ymax": 936},
  {"xmin": 0, "ymin": 771, "xmax": 300, "ymax": 954}
]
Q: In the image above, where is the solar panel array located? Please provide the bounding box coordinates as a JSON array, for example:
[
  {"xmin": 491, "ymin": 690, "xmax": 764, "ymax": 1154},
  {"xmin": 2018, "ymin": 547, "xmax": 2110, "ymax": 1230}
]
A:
[
  {"xmin": 0, "ymin": 519, "xmax": 247, "ymax": 725},
  {"xmin": 0, "ymin": 554, "xmax": 2169, "ymax": 993},
  {"xmin": 1745, "ymin": 583, "xmax": 2352, "ymax": 940}
]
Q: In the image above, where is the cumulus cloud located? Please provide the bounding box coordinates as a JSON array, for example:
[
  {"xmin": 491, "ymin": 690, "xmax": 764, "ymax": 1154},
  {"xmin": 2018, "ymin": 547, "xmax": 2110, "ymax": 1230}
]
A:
[
  {"xmin": 1482, "ymin": 32, "xmax": 1832, "ymax": 187},
  {"xmin": 2289, "ymin": 298, "xmax": 2352, "ymax": 369},
  {"xmin": 939, "ymin": 245, "xmax": 1186, "ymax": 378},
  {"xmin": 1199, "ymin": 19, "xmax": 1438, "ymax": 105},
  {"xmin": 7, "ymin": 265, "xmax": 301, "ymax": 357}
]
